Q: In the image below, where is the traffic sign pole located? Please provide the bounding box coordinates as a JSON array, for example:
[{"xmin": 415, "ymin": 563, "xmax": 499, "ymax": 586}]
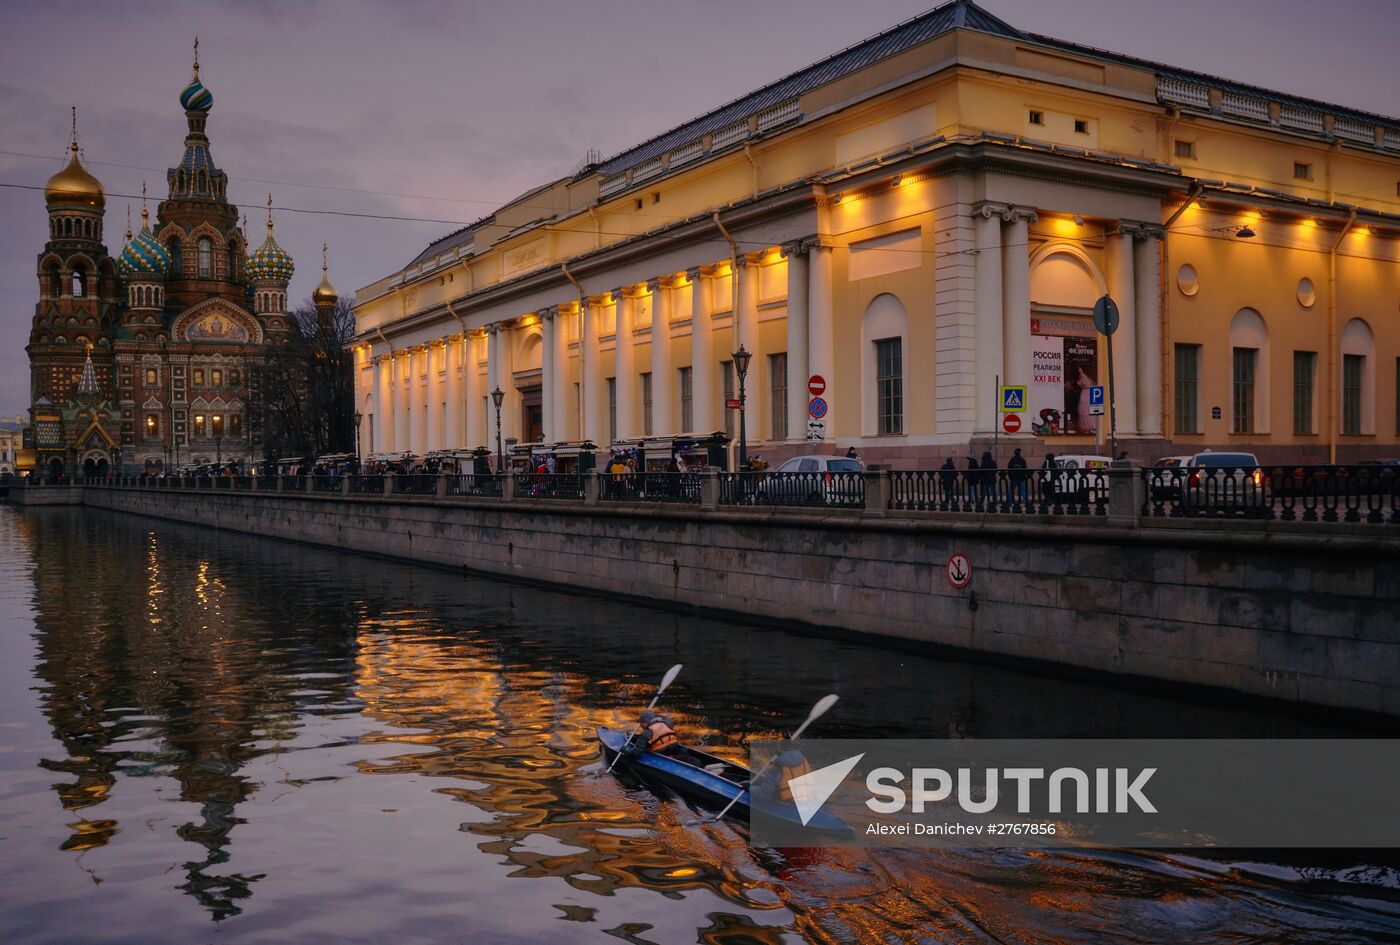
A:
[{"xmin": 1094, "ymin": 296, "xmax": 1121, "ymax": 460}]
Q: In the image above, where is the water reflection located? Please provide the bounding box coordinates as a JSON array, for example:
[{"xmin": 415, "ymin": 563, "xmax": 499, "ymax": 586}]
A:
[{"xmin": 3, "ymin": 507, "xmax": 1398, "ymax": 944}]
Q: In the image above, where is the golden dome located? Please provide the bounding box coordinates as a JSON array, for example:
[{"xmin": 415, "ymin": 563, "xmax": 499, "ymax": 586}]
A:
[
  {"xmin": 312, "ymin": 242, "xmax": 338, "ymax": 302},
  {"xmin": 45, "ymin": 143, "xmax": 105, "ymax": 209}
]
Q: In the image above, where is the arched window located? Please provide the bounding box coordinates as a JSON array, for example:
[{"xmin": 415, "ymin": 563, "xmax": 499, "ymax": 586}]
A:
[
  {"xmin": 63, "ymin": 218, "xmax": 72, "ymax": 237},
  {"xmin": 860, "ymin": 293, "xmax": 909, "ymax": 436},
  {"xmin": 72, "ymin": 267, "xmax": 86, "ymax": 298},
  {"xmin": 1340, "ymin": 318, "xmax": 1375, "ymax": 436},
  {"xmin": 168, "ymin": 238, "xmax": 182, "ymax": 277},
  {"xmin": 1228, "ymin": 308, "xmax": 1270, "ymax": 435},
  {"xmin": 83, "ymin": 219, "xmax": 92, "ymax": 238},
  {"xmin": 44, "ymin": 262, "xmax": 61, "ymax": 298},
  {"xmin": 197, "ymin": 238, "xmax": 213, "ymax": 278},
  {"xmin": 228, "ymin": 239, "xmax": 241, "ymax": 280}
]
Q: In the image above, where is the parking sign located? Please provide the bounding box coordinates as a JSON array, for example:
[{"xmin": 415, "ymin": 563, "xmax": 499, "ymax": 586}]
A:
[{"xmin": 1088, "ymin": 385, "xmax": 1105, "ymax": 416}]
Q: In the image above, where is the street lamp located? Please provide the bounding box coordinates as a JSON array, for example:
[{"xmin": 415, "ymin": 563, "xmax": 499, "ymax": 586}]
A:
[
  {"xmin": 732, "ymin": 343, "xmax": 751, "ymax": 471},
  {"xmin": 354, "ymin": 410, "xmax": 363, "ymax": 467},
  {"xmin": 491, "ymin": 386, "xmax": 505, "ymax": 473}
]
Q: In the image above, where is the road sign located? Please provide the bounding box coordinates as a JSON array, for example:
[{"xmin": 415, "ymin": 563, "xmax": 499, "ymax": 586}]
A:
[
  {"xmin": 725, "ymin": 398, "xmax": 742, "ymax": 409},
  {"xmin": 1088, "ymin": 385, "xmax": 1105, "ymax": 416},
  {"xmin": 999, "ymin": 385, "xmax": 1026, "ymax": 413},
  {"xmin": 806, "ymin": 419, "xmax": 826, "ymax": 441},
  {"xmin": 1002, "ymin": 413, "xmax": 1021, "ymax": 434},
  {"xmin": 807, "ymin": 374, "xmax": 826, "ymax": 397},
  {"xmin": 1093, "ymin": 295, "xmax": 1120, "ymax": 335},
  {"xmin": 946, "ymin": 552, "xmax": 971, "ymax": 589},
  {"xmin": 808, "ymin": 397, "xmax": 829, "ymax": 419}
]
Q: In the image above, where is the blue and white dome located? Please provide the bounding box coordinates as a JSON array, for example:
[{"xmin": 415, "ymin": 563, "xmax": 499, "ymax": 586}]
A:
[
  {"xmin": 117, "ymin": 227, "xmax": 172, "ymax": 279},
  {"xmin": 180, "ymin": 75, "xmax": 213, "ymax": 113},
  {"xmin": 246, "ymin": 231, "xmax": 295, "ymax": 284}
]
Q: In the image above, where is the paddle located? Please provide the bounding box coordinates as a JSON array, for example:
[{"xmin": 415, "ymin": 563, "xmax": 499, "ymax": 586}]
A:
[
  {"xmin": 602, "ymin": 663, "xmax": 682, "ymax": 775},
  {"xmin": 708, "ymin": 693, "xmax": 839, "ymax": 824}
]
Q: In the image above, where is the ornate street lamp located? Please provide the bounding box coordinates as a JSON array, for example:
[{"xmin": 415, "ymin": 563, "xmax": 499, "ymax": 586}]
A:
[
  {"xmin": 491, "ymin": 386, "xmax": 505, "ymax": 474},
  {"xmin": 354, "ymin": 410, "xmax": 363, "ymax": 467},
  {"xmin": 732, "ymin": 343, "xmax": 751, "ymax": 471}
]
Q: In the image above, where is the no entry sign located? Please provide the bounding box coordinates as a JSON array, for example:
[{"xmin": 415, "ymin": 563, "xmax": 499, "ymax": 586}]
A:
[
  {"xmin": 1002, "ymin": 413, "xmax": 1021, "ymax": 434},
  {"xmin": 807, "ymin": 374, "xmax": 826, "ymax": 397}
]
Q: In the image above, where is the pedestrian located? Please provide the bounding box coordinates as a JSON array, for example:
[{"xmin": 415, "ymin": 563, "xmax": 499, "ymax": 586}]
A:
[
  {"xmin": 965, "ymin": 454, "xmax": 980, "ymax": 501},
  {"xmin": 979, "ymin": 450, "xmax": 998, "ymax": 503},
  {"xmin": 1008, "ymin": 447, "xmax": 1029, "ymax": 503},
  {"xmin": 938, "ymin": 456, "xmax": 958, "ymax": 502},
  {"xmin": 845, "ymin": 445, "xmax": 859, "ymax": 460},
  {"xmin": 1042, "ymin": 451, "xmax": 1058, "ymax": 499}
]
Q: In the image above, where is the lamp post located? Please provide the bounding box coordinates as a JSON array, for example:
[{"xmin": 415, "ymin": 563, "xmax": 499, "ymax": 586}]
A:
[
  {"xmin": 354, "ymin": 411, "xmax": 363, "ymax": 468},
  {"xmin": 732, "ymin": 343, "xmax": 751, "ymax": 471},
  {"xmin": 491, "ymin": 386, "xmax": 505, "ymax": 474}
]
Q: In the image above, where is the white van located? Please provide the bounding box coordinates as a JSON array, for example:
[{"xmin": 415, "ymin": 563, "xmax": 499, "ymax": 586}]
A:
[{"xmin": 1048, "ymin": 454, "xmax": 1112, "ymax": 503}]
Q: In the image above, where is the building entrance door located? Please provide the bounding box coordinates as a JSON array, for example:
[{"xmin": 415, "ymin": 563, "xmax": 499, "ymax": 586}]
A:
[{"xmin": 520, "ymin": 386, "xmax": 543, "ymax": 444}]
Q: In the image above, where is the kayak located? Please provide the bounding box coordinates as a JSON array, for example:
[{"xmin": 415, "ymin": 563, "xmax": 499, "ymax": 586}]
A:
[{"xmin": 596, "ymin": 725, "xmax": 853, "ymax": 837}]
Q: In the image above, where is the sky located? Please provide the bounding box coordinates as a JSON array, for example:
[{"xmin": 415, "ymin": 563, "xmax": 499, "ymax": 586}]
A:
[{"xmin": 1, "ymin": 0, "xmax": 1395, "ymax": 414}]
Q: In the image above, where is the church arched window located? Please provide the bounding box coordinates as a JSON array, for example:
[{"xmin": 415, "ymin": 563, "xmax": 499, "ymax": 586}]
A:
[
  {"xmin": 198, "ymin": 238, "xmax": 213, "ymax": 278},
  {"xmin": 228, "ymin": 239, "xmax": 242, "ymax": 281},
  {"xmin": 83, "ymin": 219, "xmax": 92, "ymax": 238},
  {"xmin": 72, "ymin": 267, "xmax": 86, "ymax": 298},
  {"xmin": 168, "ymin": 238, "xmax": 182, "ymax": 277},
  {"xmin": 63, "ymin": 218, "xmax": 72, "ymax": 237}
]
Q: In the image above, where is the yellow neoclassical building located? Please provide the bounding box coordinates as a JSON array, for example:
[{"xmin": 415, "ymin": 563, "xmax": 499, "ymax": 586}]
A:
[{"xmin": 350, "ymin": 0, "xmax": 1400, "ymax": 467}]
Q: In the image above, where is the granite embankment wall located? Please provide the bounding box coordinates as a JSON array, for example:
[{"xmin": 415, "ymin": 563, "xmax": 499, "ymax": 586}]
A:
[{"xmin": 56, "ymin": 486, "xmax": 1400, "ymax": 717}]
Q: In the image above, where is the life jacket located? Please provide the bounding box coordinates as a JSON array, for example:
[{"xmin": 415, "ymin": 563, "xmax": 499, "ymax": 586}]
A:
[
  {"xmin": 777, "ymin": 755, "xmax": 813, "ymax": 802},
  {"xmin": 643, "ymin": 719, "xmax": 678, "ymax": 751}
]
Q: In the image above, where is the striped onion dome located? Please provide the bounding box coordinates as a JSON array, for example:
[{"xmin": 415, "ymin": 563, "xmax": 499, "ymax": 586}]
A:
[
  {"xmin": 117, "ymin": 227, "xmax": 171, "ymax": 279},
  {"xmin": 246, "ymin": 231, "xmax": 295, "ymax": 284},
  {"xmin": 180, "ymin": 76, "xmax": 213, "ymax": 112}
]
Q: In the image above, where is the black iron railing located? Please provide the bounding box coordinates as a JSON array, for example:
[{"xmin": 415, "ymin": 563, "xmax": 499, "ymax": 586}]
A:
[
  {"xmin": 395, "ymin": 474, "xmax": 439, "ymax": 496},
  {"xmin": 890, "ymin": 467, "xmax": 1108, "ymax": 515},
  {"xmin": 600, "ymin": 472, "xmax": 701, "ymax": 503},
  {"xmin": 447, "ymin": 474, "xmax": 504, "ymax": 498},
  {"xmin": 718, "ymin": 471, "xmax": 865, "ymax": 508},
  {"xmin": 1144, "ymin": 464, "xmax": 1399, "ymax": 523},
  {"xmin": 347, "ymin": 474, "xmax": 384, "ymax": 494},
  {"xmin": 313, "ymin": 475, "xmax": 341, "ymax": 493},
  {"xmin": 512, "ymin": 472, "xmax": 586, "ymax": 499}
]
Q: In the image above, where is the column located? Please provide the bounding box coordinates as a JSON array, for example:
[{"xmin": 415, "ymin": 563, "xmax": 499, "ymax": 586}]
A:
[
  {"xmin": 973, "ymin": 204, "xmax": 1005, "ymax": 435},
  {"xmin": 649, "ymin": 279, "xmax": 674, "ymax": 436},
  {"xmin": 614, "ymin": 288, "xmax": 636, "ymax": 440},
  {"xmin": 1106, "ymin": 227, "xmax": 1139, "ymax": 436},
  {"xmin": 551, "ymin": 306, "xmax": 570, "ymax": 440},
  {"xmin": 784, "ymin": 242, "xmax": 810, "ymax": 443},
  {"xmin": 416, "ymin": 346, "xmax": 429, "ymax": 454},
  {"xmin": 807, "ymin": 243, "xmax": 834, "ymax": 438},
  {"xmin": 465, "ymin": 331, "xmax": 484, "ymax": 449},
  {"xmin": 497, "ymin": 323, "xmax": 516, "ymax": 443},
  {"xmin": 688, "ymin": 268, "xmax": 715, "ymax": 433},
  {"xmin": 582, "ymin": 298, "xmax": 603, "ymax": 443},
  {"xmin": 393, "ymin": 351, "xmax": 409, "ymax": 453},
  {"xmin": 445, "ymin": 335, "xmax": 463, "ymax": 449},
  {"xmin": 1001, "ymin": 209, "xmax": 1036, "ymax": 404},
  {"xmin": 735, "ymin": 255, "xmax": 761, "ymax": 433},
  {"xmin": 541, "ymin": 308, "xmax": 556, "ymax": 442},
  {"xmin": 372, "ymin": 352, "xmax": 388, "ymax": 455},
  {"xmin": 1135, "ymin": 227, "xmax": 1164, "ymax": 437}
]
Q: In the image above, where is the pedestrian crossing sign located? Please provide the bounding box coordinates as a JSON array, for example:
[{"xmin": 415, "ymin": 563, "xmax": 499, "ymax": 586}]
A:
[{"xmin": 999, "ymin": 385, "xmax": 1026, "ymax": 413}]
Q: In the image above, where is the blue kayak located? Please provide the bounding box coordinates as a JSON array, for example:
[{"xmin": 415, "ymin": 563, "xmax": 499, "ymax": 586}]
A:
[{"xmin": 596, "ymin": 725, "xmax": 853, "ymax": 837}]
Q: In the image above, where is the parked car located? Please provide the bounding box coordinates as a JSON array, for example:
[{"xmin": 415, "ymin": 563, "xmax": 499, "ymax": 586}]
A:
[
  {"xmin": 1149, "ymin": 455, "xmax": 1193, "ymax": 500},
  {"xmin": 756, "ymin": 455, "xmax": 864, "ymax": 506},
  {"xmin": 1047, "ymin": 454, "xmax": 1112, "ymax": 504},
  {"xmin": 1180, "ymin": 451, "xmax": 1267, "ymax": 514}
]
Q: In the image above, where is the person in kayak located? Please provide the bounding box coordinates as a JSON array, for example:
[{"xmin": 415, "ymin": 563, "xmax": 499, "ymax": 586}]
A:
[
  {"xmin": 625, "ymin": 710, "xmax": 681, "ymax": 757},
  {"xmin": 752, "ymin": 745, "xmax": 813, "ymax": 804}
]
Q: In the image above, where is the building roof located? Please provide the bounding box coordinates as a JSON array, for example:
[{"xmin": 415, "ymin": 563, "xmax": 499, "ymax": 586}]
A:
[{"xmin": 400, "ymin": 0, "xmax": 1399, "ymax": 271}]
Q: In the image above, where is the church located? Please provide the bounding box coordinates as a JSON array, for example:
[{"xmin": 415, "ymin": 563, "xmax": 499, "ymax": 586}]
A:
[{"xmin": 27, "ymin": 46, "xmax": 339, "ymax": 478}]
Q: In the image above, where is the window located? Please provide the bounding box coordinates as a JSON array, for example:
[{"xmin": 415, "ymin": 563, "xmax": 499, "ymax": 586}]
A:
[
  {"xmin": 144, "ymin": 368, "xmax": 158, "ymax": 386},
  {"xmin": 1343, "ymin": 354, "xmax": 1364, "ymax": 435},
  {"xmin": 875, "ymin": 338, "xmax": 903, "ymax": 435},
  {"xmin": 1175, "ymin": 344, "xmax": 1200, "ymax": 434},
  {"xmin": 229, "ymin": 370, "xmax": 241, "ymax": 387},
  {"xmin": 1028, "ymin": 109, "xmax": 1044, "ymax": 125},
  {"xmin": 211, "ymin": 414, "xmax": 225, "ymax": 437},
  {"xmin": 606, "ymin": 377, "xmax": 617, "ymax": 444},
  {"xmin": 641, "ymin": 372, "xmax": 653, "ymax": 436},
  {"xmin": 1073, "ymin": 119, "xmax": 1089, "ymax": 134},
  {"xmin": 229, "ymin": 414, "xmax": 242, "ymax": 436},
  {"xmin": 194, "ymin": 414, "xmax": 206, "ymax": 436},
  {"xmin": 211, "ymin": 369, "xmax": 222, "ymax": 387},
  {"xmin": 1293, "ymin": 352, "xmax": 1316, "ymax": 435},
  {"xmin": 168, "ymin": 238, "xmax": 181, "ymax": 277},
  {"xmin": 72, "ymin": 268, "xmax": 86, "ymax": 297},
  {"xmin": 193, "ymin": 368, "xmax": 205, "ymax": 386},
  {"xmin": 1293, "ymin": 162, "xmax": 1313, "ymax": 181},
  {"xmin": 679, "ymin": 367, "xmax": 693, "ymax": 432},
  {"xmin": 197, "ymin": 238, "xmax": 213, "ymax": 278},
  {"xmin": 769, "ymin": 352, "xmax": 788, "ymax": 440},
  {"xmin": 721, "ymin": 360, "xmax": 734, "ymax": 438},
  {"xmin": 1174, "ymin": 139, "xmax": 1196, "ymax": 159},
  {"xmin": 1232, "ymin": 348, "xmax": 1257, "ymax": 434},
  {"xmin": 144, "ymin": 415, "xmax": 159, "ymax": 437}
]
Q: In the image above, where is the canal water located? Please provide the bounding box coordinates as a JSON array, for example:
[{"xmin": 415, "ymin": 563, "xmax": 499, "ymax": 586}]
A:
[{"xmin": 0, "ymin": 507, "xmax": 1396, "ymax": 945}]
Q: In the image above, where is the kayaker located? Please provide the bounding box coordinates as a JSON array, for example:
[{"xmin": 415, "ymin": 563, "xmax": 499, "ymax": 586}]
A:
[
  {"xmin": 752, "ymin": 745, "xmax": 813, "ymax": 804},
  {"xmin": 626, "ymin": 710, "xmax": 680, "ymax": 757}
]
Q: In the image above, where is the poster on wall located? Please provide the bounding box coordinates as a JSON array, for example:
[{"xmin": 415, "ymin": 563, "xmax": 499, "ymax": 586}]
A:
[{"xmin": 1030, "ymin": 316, "xmax": 1099, "ymax": 436}]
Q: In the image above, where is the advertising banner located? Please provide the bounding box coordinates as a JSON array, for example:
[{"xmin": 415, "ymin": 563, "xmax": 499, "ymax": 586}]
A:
[{"xmin": 1029, "ymin": 316, "xmax": 1099, "ymax": 436}]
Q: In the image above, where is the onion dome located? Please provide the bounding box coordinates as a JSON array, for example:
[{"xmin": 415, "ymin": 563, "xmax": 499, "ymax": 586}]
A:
[
  {"xmin": 180, "ymin": 41, "xmax": 213, "ymax": 112},
  {"xmin": 118, "ymin": 227, "xmax": 171, "ymax": 279},
  {"xmin": 312, "ymin": 242, "xmax": 338, "ymax": 303},
  {"xmin": 45, "ymin": 142, "xmax": 104, "ymax": 209},
  {"xmin": 246, "ymin": 198, "xmax": 295, "ymax": 284}
]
